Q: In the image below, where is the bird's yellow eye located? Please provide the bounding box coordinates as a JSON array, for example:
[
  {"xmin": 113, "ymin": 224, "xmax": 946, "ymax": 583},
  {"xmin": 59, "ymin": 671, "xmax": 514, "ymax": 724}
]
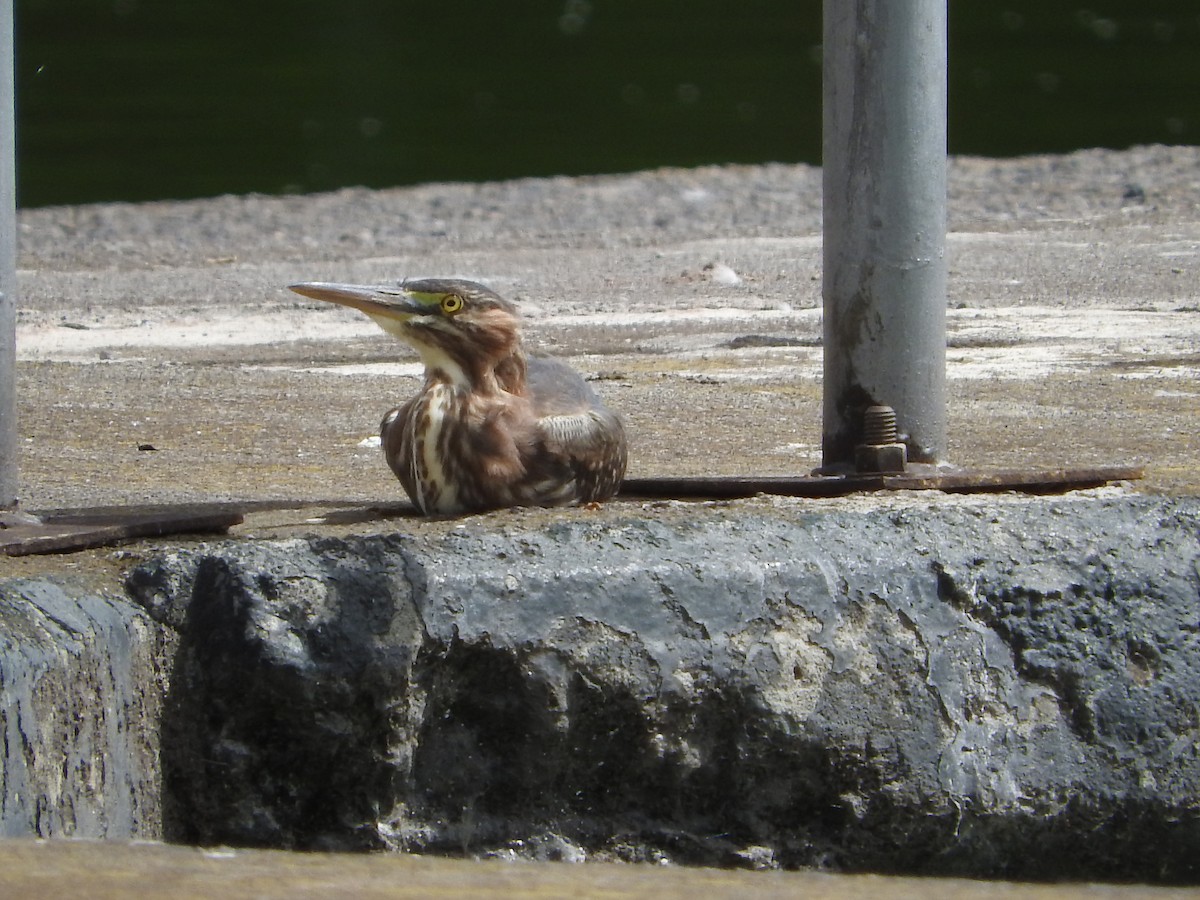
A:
[{"xmin": 440, "ymin": 294, "xmax": 464, "ymax": 315}]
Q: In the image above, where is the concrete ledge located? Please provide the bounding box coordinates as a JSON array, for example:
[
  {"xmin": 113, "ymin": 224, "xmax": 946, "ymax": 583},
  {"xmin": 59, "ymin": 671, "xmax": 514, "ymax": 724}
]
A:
[{"xmin": 48, "ymin": 493, "xmax": 1181, "ymax": 880}]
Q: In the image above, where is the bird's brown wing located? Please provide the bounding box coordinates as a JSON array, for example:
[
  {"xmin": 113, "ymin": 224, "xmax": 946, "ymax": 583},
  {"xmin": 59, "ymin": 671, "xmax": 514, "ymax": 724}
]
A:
[
  {"xmin": 537, "ymin": 409, "xmax": 623, "ymax": 453},
  {"xmin": 525, "ymin": 357, "xmax": 604, "ymax": 415},
  {"xmin": 527, "ymin": 357, "xmax": 627, "ymax": 502}
]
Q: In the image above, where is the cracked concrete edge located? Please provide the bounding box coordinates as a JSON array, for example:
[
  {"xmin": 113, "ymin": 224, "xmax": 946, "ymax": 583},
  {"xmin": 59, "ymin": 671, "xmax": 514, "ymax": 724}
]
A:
[
  {"xmin": 136, "ymin": 495, "xmax": 1200, "ymax": 876},
  {"xmin": 2, "ymin": 493, "xmax": 1199, "ymax": 879}
]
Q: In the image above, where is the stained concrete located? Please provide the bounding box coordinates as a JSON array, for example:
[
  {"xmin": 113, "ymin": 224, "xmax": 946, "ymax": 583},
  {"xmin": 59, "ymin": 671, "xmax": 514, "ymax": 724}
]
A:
[
  {"xmin": 0, "ymin": 577, "xmax": 168, "ymax": 838},
  {"xmin": 9, "ymin": 145, "xmax": 1200, "ymax": 511},
  {"xmin": 116, "ymin": 493, "xmax": 1200, "ymax": 881},
  {"xmin": 4, "ymin": 492, "xmax": 1198, "ymax": 881}
]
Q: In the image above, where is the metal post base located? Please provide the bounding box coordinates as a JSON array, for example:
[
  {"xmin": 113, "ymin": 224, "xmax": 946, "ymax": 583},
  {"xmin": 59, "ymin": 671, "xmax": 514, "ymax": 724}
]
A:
[{"xmin": 620, "ymin": 466, "xmax": 1144, "ymax": 501}]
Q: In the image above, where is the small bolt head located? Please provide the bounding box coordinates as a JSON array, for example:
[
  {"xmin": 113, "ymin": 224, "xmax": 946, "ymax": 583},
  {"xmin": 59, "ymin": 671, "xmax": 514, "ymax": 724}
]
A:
[{"xmin": 854, "ymin": 442, "xmax": 908, "ymax": 474}]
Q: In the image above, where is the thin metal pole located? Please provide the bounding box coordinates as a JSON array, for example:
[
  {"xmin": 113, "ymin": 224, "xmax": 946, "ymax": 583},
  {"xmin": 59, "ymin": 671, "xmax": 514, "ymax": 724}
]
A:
[
  {"xmin": 821, "ymin": 0, "xmax": 947, "ymax": 470},
  {"xmin": 0, "ymin": 0, "xmax": 16, "ymax": 506}
]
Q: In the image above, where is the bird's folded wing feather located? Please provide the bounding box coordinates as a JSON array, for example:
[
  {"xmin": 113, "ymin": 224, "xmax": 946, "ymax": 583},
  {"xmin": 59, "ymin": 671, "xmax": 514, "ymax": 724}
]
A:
[{"xmin": 536, "ymin": 410, "xmax": 621, "ymax": 455}]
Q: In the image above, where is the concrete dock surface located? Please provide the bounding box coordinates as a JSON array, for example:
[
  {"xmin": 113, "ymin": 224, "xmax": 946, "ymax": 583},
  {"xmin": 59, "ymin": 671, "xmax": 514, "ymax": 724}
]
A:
[{"xmin": 9, "ymin": 145, "xmax": 1198, "ymax": 518}]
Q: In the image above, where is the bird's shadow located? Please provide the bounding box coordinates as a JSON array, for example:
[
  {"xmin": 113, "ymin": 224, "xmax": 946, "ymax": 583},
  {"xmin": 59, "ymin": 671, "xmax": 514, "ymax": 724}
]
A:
[{"xmin": 297, "ymin": 502, "xmax": 418, "ymax": 525}]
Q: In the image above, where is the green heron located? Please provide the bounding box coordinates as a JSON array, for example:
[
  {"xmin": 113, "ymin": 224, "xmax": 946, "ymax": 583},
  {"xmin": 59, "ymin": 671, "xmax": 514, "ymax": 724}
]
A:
[{"xmin": 288, "ymin": 278, "xmax": 627, "ymax": 515}]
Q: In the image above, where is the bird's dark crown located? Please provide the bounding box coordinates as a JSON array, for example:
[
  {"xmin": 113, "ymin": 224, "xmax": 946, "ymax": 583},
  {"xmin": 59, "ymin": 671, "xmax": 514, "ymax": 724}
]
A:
[
  {"xmin": 398, "ymin": 279, "xmax": 526, "ymax": 386},
  {"xmin": 401, "ymin": 278, "xmax": 516, "ymax": 315}
]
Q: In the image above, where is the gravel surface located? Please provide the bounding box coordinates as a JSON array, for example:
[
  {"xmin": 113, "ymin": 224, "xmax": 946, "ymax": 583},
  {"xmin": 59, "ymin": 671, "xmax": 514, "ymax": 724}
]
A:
[{"xmin": 10, "ymin": 144, "xmax": 1199, "ymax": 512}]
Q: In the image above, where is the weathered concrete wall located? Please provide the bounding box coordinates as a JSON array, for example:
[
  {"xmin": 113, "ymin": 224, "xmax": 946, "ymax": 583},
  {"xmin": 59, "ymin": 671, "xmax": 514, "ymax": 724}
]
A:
[
  {"xmin": 0, "ymin": 578, "xmax": 170, "ymax": 838},
  {"xmin": 119, "ymin": 494, "xmax": 1200, "ymax": 880},
  {"xmin": 3, "ymin": 494, "xmax": 1199, "ymax": 881}
]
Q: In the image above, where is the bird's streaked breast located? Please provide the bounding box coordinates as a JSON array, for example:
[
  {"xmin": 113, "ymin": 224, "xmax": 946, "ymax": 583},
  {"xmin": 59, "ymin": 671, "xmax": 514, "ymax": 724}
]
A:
[{"xmin": 414, "ymin": 387, "xmax": 460, "ymax": 514}]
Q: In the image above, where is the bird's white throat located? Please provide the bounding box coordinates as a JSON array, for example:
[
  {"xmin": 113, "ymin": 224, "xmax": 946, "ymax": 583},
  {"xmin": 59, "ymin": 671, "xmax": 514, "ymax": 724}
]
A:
[{"xmin": 366, "ymin": 312, "xmax": 471, "ymax": 388}]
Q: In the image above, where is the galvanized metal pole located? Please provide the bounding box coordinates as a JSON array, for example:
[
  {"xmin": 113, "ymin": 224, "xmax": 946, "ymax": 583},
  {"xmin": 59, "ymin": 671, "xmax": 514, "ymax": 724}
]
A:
[
  {"xmin": 821, "ymin": 0, "xmax": 947, "ymax": 470},
  {"xmin": 0, "ymin": 0, "xmax": 16, "ymax": 506}
]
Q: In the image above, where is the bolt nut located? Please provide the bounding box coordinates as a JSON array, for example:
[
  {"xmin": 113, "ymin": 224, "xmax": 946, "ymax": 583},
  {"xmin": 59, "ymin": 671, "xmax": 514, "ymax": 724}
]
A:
[{"xmin": 854, "ymin": 441, "xmax": 908, "ymax": 473}]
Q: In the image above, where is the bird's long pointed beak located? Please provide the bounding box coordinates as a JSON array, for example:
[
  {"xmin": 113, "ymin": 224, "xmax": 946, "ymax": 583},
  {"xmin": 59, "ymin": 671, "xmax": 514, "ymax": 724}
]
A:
[{"xmin": 288, "ymin": 282, "xmax": 431, "ymax": 320}]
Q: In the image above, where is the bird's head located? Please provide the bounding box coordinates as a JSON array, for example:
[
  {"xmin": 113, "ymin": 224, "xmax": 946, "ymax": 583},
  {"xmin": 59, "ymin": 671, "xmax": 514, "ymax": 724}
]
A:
[{"xmin": 289, "ymin": 278, "xmax": 524, "ymax": 386}]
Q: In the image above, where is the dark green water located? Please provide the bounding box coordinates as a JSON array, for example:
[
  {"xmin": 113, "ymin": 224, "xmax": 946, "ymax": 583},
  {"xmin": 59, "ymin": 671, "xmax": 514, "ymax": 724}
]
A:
[{"xmin": 14, "ymin": 0, "xmax": 1200, "ymax": 208}]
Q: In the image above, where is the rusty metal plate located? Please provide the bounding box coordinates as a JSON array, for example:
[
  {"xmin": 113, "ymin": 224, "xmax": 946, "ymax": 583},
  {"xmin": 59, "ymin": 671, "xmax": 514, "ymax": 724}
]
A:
[
  {"xmin": 0, "ymin": 465, "xmax": 1142, "ymax": 556},
  {"xmin": 1, "ymin": 506, "xmax": 244, "ymax": 557},
  {"xmin": 618, "ymin": 466, "xmax": 1144, "ymax": 501}
]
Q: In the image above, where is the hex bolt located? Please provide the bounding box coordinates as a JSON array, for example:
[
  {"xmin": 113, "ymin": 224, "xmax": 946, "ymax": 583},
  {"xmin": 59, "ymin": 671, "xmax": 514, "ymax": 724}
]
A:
[
  {"xmin": 862, "ymin": 405, "xmax": 898, "ymax": 446},
  {"xmin": 855, "ymin": 405, "xmax": 908, "ymax": 474}
]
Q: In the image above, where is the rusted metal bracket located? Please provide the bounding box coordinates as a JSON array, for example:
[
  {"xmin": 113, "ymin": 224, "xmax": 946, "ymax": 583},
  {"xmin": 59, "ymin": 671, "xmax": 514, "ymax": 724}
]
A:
[
  {"xmin": 0, "ymin": 466, "xmax": 1142, "ymax": 557},
  {"xmin": 1, "ymin": 506, "xmax": 244, "ymax": 557},
  {"xmin": 619, "ymin": 466, "xmax": 1144, "ymax": 501}
]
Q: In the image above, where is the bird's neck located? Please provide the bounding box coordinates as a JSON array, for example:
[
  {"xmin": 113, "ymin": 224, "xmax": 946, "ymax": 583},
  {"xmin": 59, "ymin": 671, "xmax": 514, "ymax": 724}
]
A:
[
  {"xmin": 418, "ymin": 344, "xmax": 528, "ymax": 397},
  {"xmin": 494, "ymin": 350, "xmax": 528, "ymax": 396}
]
